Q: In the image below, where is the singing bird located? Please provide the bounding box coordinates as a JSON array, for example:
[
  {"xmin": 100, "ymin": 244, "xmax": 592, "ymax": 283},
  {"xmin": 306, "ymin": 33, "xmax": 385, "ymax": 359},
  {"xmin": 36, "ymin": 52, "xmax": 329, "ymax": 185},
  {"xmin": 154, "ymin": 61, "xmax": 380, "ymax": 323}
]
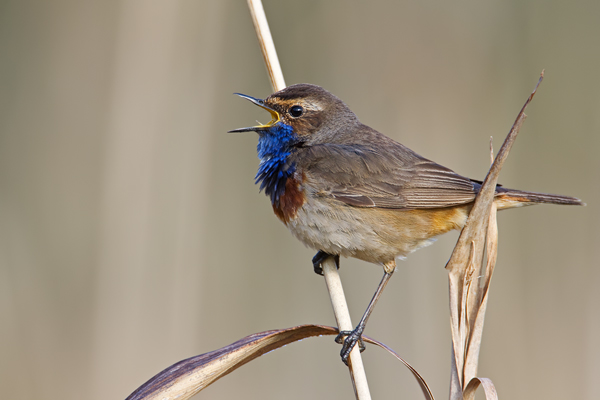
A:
[{"xmin": 230, "ymin": 83, "xmax": 583, "ymax": 364}]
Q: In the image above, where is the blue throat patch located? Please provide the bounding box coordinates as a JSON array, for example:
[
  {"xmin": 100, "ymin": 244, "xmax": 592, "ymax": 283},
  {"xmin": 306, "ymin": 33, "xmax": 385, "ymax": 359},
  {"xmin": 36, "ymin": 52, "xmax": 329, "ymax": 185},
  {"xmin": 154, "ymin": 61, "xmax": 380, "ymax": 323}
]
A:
[{"xmin": 255, "ymin": 122, "xmax": 298, "ymax": 207}]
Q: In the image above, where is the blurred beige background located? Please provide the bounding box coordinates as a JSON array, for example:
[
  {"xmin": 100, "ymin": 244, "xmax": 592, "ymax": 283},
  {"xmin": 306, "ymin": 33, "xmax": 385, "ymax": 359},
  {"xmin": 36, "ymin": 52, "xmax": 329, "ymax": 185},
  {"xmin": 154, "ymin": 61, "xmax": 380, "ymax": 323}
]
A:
[{"xmin": 1, "ymin": 1, "xmax": 598, "ymax": 399}]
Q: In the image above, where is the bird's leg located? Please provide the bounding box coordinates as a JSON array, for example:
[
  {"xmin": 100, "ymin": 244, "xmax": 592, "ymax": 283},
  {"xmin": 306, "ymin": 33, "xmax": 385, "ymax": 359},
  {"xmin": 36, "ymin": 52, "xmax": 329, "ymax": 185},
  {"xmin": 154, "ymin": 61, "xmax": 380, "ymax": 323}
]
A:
[
  {"xmin": 312, "ymin": 251, "xmax": 340, "ymax": 276},
  {"xmin": 335, "ymin": 260, "xmax": 396, "ymax": 365}
]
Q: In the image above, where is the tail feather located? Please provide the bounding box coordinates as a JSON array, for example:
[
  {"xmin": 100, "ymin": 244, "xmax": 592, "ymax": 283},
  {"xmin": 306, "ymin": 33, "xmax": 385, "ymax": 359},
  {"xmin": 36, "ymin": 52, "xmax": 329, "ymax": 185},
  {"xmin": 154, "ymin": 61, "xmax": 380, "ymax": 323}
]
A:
[{"xmin": 494, "ymin": 187, "xmax": 585, "ymax": 209}]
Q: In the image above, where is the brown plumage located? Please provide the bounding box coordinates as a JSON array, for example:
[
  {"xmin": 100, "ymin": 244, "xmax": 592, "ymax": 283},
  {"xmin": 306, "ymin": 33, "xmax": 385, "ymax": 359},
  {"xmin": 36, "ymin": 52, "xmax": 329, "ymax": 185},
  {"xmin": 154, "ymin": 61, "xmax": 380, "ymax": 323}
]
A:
[{"xmin": 230, "ymin": 83, "xmax": 584, "ymax": 364}]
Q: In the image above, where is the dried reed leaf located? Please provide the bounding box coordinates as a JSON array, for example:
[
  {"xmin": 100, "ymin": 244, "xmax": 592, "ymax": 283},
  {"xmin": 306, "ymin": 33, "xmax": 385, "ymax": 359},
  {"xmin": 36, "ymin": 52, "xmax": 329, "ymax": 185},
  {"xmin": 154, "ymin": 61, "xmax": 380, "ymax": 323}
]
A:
[
  {"xmin": 464, "ymin": 203, "xmax": 498, "ymax": 380},
  {"xmin": 125, "ymin": 324, "xmax": 434, "ymax": 400},
  {"xmin": 446, "ymin": 73, "xmax": 544, "ymax": 398},
  {"xmin": 125, "ymin": 325, "xmax": 331, "ymax": 400}
]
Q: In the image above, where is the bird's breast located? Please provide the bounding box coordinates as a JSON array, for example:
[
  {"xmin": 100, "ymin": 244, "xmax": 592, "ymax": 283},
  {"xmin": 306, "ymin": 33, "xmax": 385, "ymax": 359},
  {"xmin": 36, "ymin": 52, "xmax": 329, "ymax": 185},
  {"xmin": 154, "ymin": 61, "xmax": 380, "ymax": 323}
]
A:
[{"xmin": 272, "ymin": 171, "xmax": 306, "ymax": 224}]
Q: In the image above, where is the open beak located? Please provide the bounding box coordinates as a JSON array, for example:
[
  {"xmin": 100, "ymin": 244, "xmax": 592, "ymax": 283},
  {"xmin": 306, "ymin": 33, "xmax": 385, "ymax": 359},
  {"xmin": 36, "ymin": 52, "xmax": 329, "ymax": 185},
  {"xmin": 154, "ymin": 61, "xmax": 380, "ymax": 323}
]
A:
[{"xmin": 228, "ymin": 93, "xmax": 281, "ymax": 133}]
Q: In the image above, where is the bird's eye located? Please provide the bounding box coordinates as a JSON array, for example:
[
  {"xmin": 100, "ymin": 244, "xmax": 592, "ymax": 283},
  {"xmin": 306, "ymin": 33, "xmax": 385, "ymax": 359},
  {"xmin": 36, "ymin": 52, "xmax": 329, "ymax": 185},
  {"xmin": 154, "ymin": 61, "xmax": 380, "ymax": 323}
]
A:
[{"xmin": 289, "ymin": 105, "xmax": 304, "ymax": 118}]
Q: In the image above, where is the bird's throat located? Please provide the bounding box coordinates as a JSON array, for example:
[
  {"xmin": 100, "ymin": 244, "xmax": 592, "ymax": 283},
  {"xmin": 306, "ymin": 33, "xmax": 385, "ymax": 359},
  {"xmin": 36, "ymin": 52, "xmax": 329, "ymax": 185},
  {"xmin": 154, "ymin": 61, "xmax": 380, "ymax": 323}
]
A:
[{"xmin": 255, "ymin": 123, "xmax": 298, "ymax": 207}]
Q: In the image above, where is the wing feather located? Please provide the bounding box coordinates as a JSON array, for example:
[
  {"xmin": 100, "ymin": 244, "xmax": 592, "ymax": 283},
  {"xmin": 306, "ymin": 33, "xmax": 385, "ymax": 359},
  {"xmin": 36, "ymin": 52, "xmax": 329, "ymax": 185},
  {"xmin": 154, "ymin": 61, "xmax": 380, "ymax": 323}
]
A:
[{"xmin": 292, "ymin": 140, "xmax": 477, "ymax": 210}]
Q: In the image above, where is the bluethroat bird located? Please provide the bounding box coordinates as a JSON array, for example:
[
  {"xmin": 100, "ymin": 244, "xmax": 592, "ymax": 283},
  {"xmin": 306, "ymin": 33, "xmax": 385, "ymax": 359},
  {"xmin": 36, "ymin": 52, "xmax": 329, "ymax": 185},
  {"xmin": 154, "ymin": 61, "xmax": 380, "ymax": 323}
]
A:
[{"xmin": 229, "ymin": 83, "xmax": 583, "ymax": 364}]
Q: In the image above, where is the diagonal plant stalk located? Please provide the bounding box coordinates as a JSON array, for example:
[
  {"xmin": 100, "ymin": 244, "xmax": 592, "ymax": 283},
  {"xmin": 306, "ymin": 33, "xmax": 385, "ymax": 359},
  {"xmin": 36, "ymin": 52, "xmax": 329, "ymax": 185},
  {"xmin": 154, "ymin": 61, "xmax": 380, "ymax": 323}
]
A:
[
  {"xmin": 321, "ymin": 258, "xmax": 372, "ymax": 400},
  {"xmin": 247, "ymin": 0, "xmax": 286, "ymax": 91},
  {"xmin": 246, "ymin": 1, "xmax": 371, "ymax": 399}
]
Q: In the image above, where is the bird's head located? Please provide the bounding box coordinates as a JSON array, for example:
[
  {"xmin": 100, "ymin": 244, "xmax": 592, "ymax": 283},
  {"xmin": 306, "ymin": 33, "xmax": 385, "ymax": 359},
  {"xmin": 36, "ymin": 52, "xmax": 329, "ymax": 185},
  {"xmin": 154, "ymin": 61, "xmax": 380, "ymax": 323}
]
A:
[{"xmin": 229, "ymin": 83, "xmax": 359, "ymax": 146}]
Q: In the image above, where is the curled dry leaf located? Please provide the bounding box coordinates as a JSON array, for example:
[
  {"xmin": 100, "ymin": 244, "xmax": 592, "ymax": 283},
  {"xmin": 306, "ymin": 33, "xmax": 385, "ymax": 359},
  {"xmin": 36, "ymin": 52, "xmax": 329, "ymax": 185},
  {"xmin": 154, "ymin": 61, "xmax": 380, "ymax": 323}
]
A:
[
  {"xmin": 463, "ymin": 377, "xmax": 499, "ymax": 400},
  {"xmin": 125, "ymin": 324, "xmax": 434, "ymax": 400}
]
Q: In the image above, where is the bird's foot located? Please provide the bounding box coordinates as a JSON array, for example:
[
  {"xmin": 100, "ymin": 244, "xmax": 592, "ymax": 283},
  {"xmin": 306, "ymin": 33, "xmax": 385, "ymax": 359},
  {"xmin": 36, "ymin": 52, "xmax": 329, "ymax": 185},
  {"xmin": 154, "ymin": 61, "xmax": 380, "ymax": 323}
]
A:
[
  {"xmin": 312, "ymin": 251, "xmax": 339, "ymax": 276},
  {"xmin": 335, "ymin": 327, "xmax": 366, "ymax": 365}
]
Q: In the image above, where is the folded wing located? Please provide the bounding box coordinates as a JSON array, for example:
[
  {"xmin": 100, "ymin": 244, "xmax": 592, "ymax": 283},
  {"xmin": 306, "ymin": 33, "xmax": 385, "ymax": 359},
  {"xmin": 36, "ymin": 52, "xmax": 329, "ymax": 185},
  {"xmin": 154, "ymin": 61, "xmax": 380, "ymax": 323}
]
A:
[{"xmin": 293, "ymin": 141, "xmax": 477, "ymax": 210}]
